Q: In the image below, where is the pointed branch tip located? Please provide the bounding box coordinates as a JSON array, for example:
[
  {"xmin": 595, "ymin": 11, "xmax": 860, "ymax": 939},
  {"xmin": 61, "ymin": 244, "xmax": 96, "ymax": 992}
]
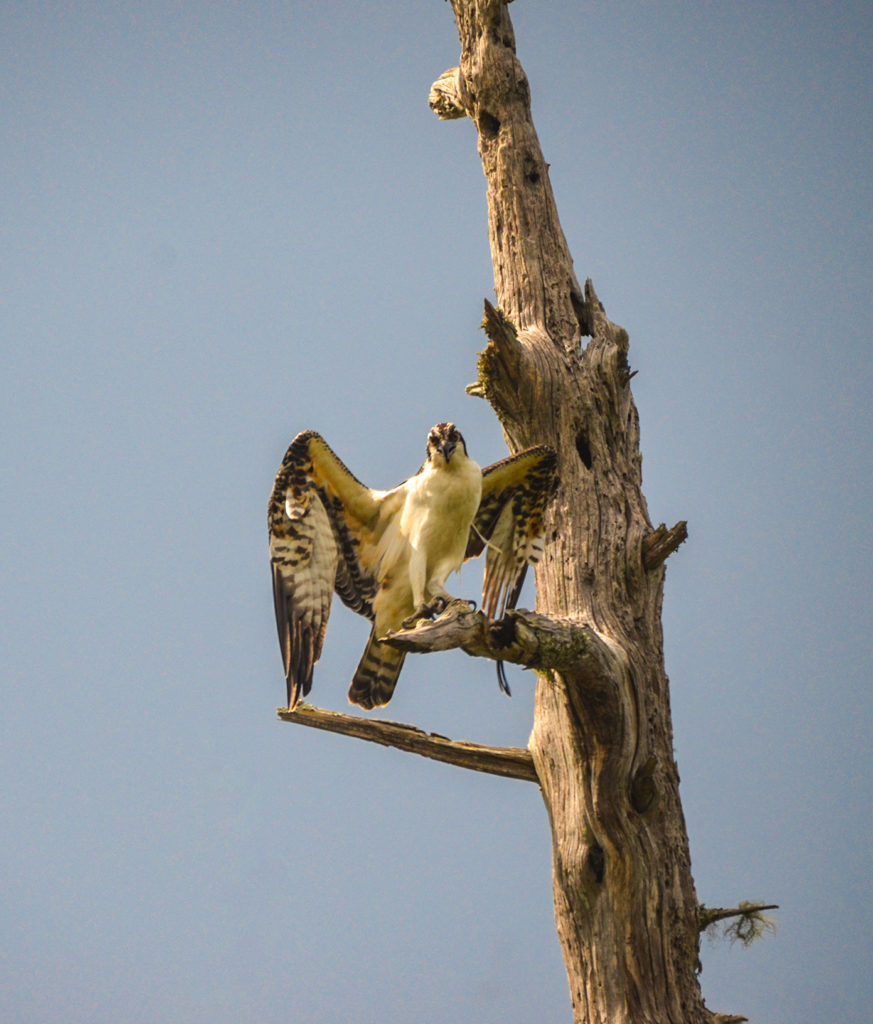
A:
[{"xmin": 642, "ymin": 521, "xmax": 688, "ymax": 570}]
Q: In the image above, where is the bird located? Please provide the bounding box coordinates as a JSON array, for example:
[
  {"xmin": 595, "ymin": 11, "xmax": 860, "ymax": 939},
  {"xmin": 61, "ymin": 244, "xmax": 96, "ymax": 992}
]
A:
[{"xmin": 268, "ymin": 422, "xmax": 558, "ymax": 710}]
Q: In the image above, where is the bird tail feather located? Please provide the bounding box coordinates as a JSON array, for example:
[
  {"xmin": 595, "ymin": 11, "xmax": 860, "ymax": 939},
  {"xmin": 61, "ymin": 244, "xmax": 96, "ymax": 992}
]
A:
[{"xmin": 348, "ymin": 629, "xmax": 406, "ymax": 710}]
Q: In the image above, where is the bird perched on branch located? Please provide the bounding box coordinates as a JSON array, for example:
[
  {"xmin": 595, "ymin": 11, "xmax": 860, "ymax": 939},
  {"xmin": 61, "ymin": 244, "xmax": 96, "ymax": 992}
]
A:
[{"xmin": 268, "ymin": 422, "xmax": 558, "ymax": 710}]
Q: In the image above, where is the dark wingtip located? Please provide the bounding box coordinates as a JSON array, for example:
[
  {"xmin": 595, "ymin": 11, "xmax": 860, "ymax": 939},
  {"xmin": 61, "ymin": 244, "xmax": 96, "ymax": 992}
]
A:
[
  {"xmin": 496, "ymin": 660, "xmax": 512, "ymax": 697},
  {"xmin": 285, "ymin": 670, "xmax": 308, "ymax": 711}
]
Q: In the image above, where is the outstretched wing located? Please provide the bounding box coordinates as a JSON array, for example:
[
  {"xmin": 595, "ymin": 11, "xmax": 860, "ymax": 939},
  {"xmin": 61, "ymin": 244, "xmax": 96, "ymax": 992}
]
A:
[
  {"xmin": 466, "ymin": 445, "xmax": 559, "ymax": 620},
  {"xmin": 268, "ymin": 431, "xmax": 381, "ymax": 708}
]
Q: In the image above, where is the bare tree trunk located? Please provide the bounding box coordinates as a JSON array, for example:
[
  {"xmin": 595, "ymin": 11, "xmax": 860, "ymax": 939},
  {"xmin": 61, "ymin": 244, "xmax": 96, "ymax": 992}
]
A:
[{"xmin": 436, "ymin": 3, "xmax": 709, "ymax": 1020}]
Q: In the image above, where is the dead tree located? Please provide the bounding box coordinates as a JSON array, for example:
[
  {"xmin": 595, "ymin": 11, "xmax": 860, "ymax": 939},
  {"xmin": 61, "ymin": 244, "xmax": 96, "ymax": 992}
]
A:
[{"xmin": 281, "ymin": 2, "xmax": 773, "ymax": 1020}]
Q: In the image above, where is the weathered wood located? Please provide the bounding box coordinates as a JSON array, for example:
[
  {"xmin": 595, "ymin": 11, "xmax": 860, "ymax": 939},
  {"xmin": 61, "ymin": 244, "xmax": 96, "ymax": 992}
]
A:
[
  {"xmin": 436, "ymin": 2, "xmax": 716, "ymax": 1020},
  {"xmin": 381, "ymin": 599, "xmax": 618, "ymax": 680},
  {"xmin": 643, "ymin": 520, "xmax": 689, "ymax": 570},
  {"xmin": 278, "ymin": 703, "xmax": 537, "ymax": 782}
]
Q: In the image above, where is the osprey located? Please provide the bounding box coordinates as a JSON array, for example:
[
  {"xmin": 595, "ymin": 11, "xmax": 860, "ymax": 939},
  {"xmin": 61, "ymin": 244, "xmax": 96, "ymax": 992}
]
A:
[{"xmin": 268, "ymin": 422, "xmax": 558, "ymax": 710}]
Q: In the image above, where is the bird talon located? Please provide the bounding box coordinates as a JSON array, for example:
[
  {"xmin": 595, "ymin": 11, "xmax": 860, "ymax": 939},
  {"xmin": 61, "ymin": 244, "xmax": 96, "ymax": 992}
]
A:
[
  {"xmin": 401, "ymin": 602, "xmax": 434, "ymax": 629},
  {"xmin": 401, "ymin": 594, "xmax": 455, "ymax": 629}
]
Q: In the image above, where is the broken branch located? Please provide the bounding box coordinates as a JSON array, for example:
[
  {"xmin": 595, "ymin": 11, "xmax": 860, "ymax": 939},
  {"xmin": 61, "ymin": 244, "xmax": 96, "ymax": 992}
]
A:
[
  {"xmin": 642, "ymin": 520, "xmax": 688, "ymax": 570},
  {"xmin": 698, "ymin": 902, "xmax": 779, "ymax": 946},
  {"xmin": 277, "ymin": 702, "xmax": 538, "ymax": 783},
  {"xmin": 382, "ymin": 599, "xmax": 615, "ymax": 681}
]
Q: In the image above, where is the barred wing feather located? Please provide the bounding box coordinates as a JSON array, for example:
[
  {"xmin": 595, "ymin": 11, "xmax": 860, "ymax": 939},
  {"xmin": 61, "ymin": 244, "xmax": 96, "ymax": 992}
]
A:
[
  {"xmin": 466, "ymin": 445, "xmax": 558, "ymax": 619},
  {"xmin": 268, "ymin": 431, "xmax": 380, "ymax": 708}
]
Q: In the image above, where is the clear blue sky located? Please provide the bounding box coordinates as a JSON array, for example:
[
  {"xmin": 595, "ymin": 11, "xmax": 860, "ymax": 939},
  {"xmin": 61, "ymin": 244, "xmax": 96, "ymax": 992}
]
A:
[{"xmin": 2, "ymin": 2, "xmax": 871, "ymax": 1022}]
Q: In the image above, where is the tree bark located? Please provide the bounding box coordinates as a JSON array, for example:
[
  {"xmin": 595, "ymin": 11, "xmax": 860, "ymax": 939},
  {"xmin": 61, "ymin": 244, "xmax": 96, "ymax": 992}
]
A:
[{"xmin": 437, "ymin": 3, "xmax": 712, "ymax": 1020}]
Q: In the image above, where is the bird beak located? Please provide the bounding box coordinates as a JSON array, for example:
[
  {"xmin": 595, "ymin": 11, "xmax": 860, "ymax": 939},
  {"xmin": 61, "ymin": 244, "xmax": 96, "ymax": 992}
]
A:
[{"xmin": 439, "ymin": 440, "xmax": 456, "ymax": 463}]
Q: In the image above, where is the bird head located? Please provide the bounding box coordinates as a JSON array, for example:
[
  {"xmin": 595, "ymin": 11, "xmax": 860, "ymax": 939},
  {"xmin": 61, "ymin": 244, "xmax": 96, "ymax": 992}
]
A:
[{"xmin": 427, "ymin": 422, "xmax": 466, "ymax": 465}]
